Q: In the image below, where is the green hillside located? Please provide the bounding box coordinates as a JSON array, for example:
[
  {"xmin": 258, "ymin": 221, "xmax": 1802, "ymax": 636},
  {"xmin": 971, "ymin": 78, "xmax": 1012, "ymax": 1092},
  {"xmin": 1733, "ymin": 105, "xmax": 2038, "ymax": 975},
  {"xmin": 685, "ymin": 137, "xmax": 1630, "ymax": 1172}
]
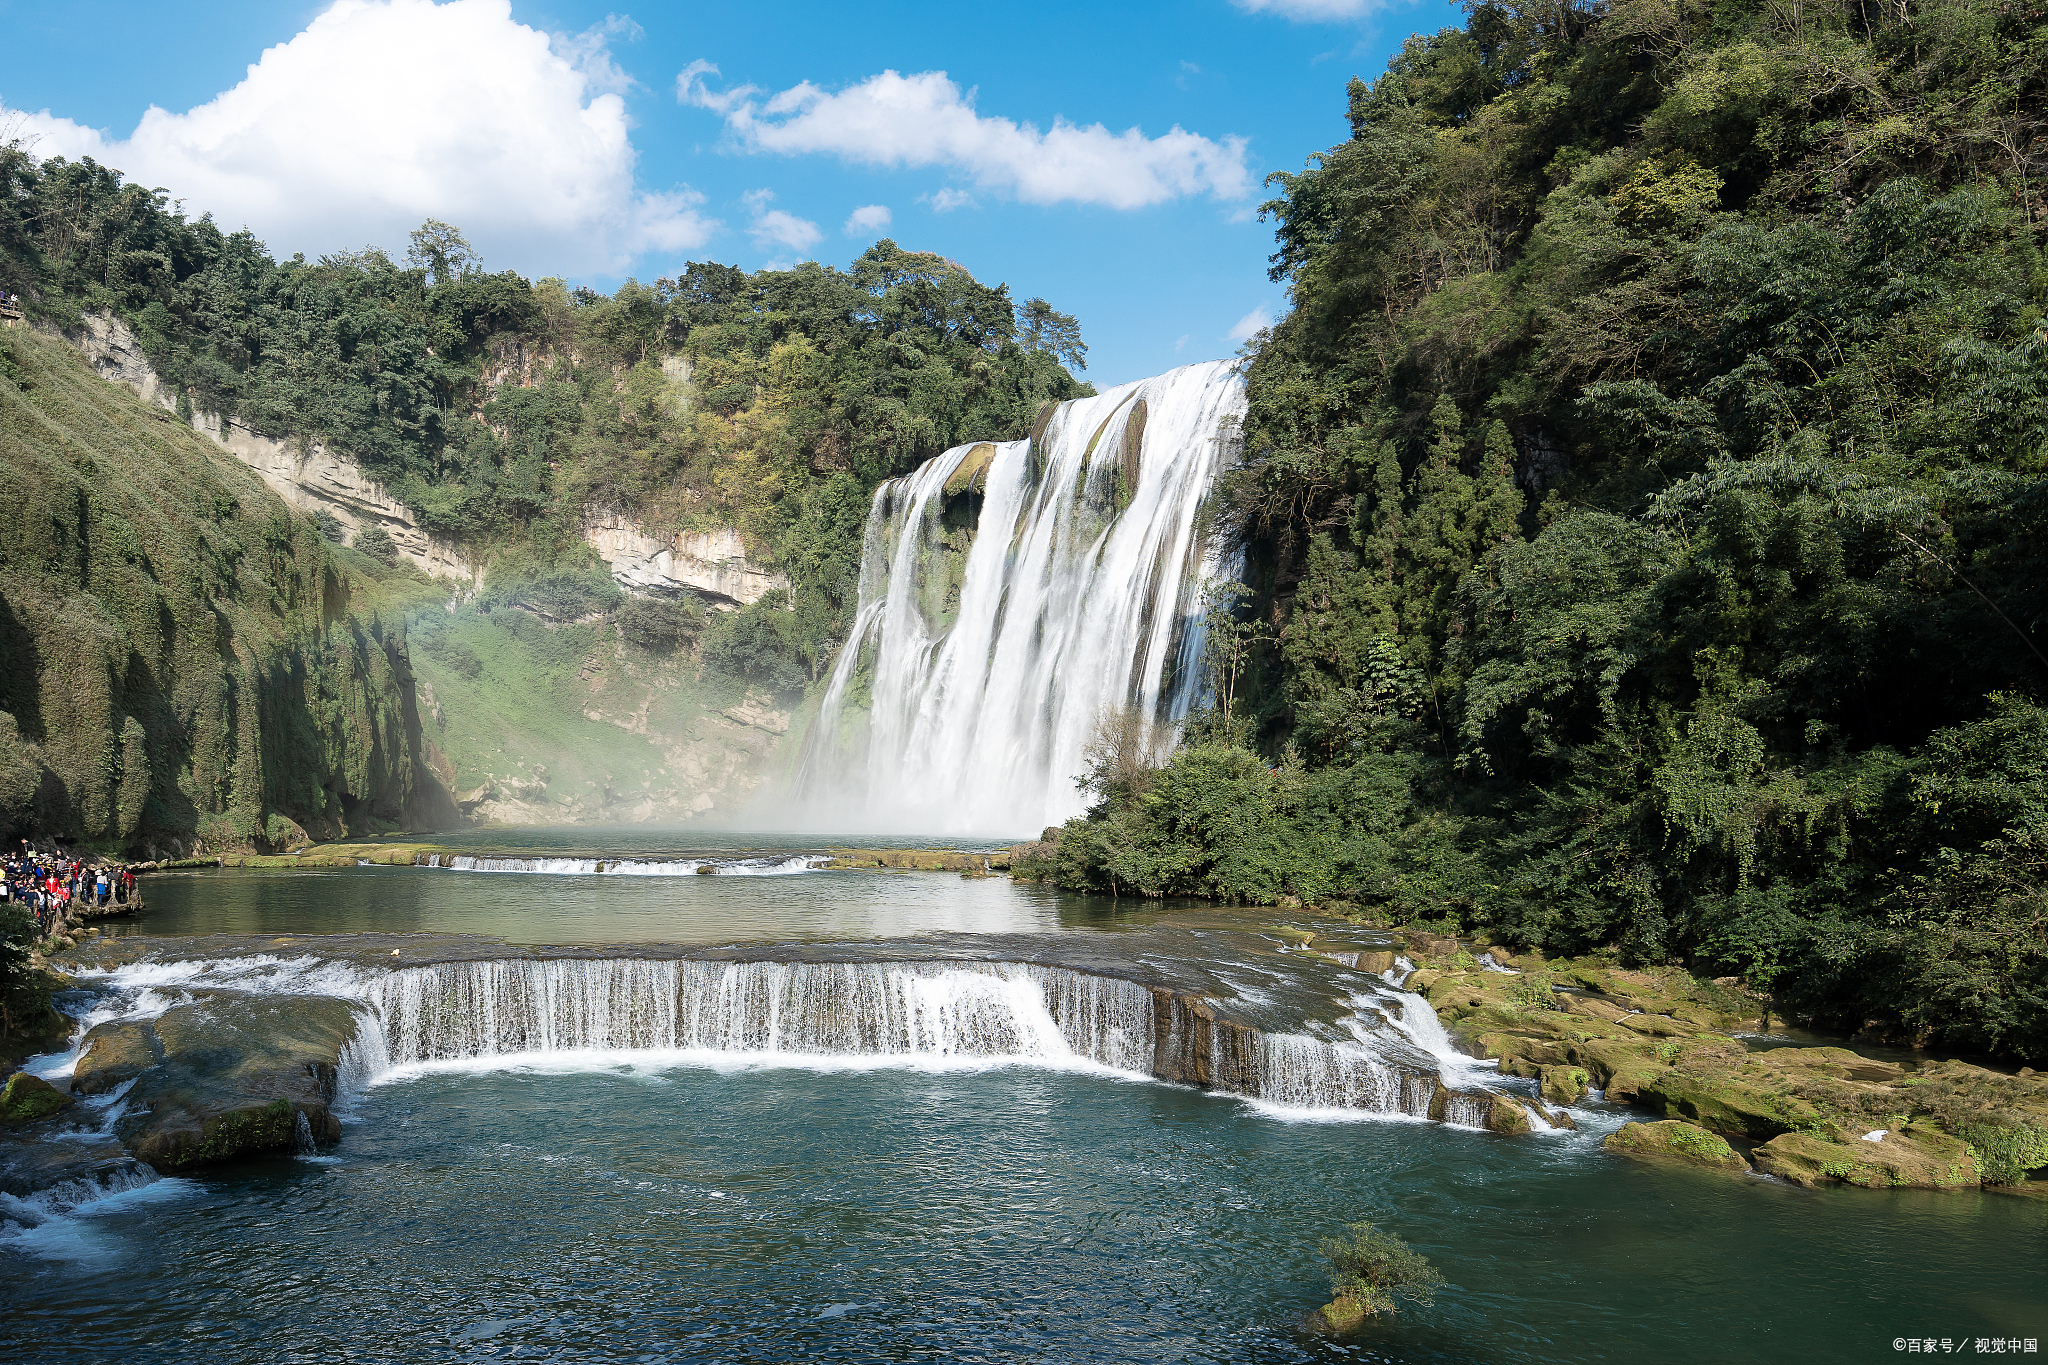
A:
[
  {"xmin": 0, "ymin": 324, "xmax": 458, "ymax": 853},
  {"xmin": 1042, "ymin": 0, "xmax": 2048, "ymax": 1058}
]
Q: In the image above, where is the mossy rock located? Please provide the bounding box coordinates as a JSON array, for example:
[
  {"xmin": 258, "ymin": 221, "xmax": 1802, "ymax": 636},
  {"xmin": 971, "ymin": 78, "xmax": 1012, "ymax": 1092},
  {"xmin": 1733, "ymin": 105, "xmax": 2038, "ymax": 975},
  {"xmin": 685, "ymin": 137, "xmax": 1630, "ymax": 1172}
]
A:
[
  {"xmin": 115, "ymin": 993, "xmax": 357, "ymax": 1171},
  {"xmin": 1485, "ymin": 1091, "xmax": 1532, "ymax": 1135},
  {"xmin": 1638, "ymin": 1065, "xmax": 1819, "ymax": 1139},
  {"xmin": 73, "ymin": 1018, "xmax": 164, "ymax": 1095},
  {"xmin": 1476, "ymin": 1032, "xmax": 1571, "ymax": 1070},
  {"xmin": 1618, "ymin": 1013, "xmax": 1696, "ymax": 1039},
  {"xmin": 0, "ymin": 1071, "xmax": 72, "ymax": 1125},
  {"xmin": 1316, "ymin": 1297, "xmax": 1367, "ymax": 1332},
  {"xmin": 1753, "ymin": 1122, "xmax": 1980, "ymax": 1190},
  {"xmin": 943, "ymin": 442, "xmax": 996, "ymax": 496},
  {"xmin": 1604, "ymin": 1120, "xmax": 1748, "ymax": 1171},
  {"xmin": 1540, "ymin": 1064, "xmax": 1590, "ymax": 1105}
]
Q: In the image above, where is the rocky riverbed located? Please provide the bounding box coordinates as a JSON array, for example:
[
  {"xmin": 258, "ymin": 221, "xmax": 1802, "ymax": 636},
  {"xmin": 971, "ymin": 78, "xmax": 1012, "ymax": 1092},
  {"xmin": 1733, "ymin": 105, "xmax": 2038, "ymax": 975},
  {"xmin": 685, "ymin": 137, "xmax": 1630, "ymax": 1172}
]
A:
[{"xmin": 1402, "ymin": 938, "xmax": 2048, "ymax": 1196}]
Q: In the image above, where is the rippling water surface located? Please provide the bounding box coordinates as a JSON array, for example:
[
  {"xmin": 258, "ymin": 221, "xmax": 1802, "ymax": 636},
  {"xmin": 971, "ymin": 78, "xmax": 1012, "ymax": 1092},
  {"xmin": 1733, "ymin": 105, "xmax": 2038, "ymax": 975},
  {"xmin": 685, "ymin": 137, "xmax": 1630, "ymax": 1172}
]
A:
[
  {"xmin": 9, "ymin": 1061, "xmax": 2045, "ymax": 1364},
  {"xmin": 15, "ymin": 833, "xmax": 2046, "ymax": 1362}
]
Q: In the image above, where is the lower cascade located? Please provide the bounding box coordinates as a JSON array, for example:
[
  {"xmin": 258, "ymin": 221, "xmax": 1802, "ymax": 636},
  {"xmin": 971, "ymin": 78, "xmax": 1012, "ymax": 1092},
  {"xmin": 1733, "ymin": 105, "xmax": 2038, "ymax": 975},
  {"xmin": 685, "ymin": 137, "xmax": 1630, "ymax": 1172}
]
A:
[
  {"xmin": 341, "ymin": 957, "xmax": 1447, "ymax": 1117},
  {"xmin": 794, "ymin": 360, "xmax": 1247, "ymax": 834}
]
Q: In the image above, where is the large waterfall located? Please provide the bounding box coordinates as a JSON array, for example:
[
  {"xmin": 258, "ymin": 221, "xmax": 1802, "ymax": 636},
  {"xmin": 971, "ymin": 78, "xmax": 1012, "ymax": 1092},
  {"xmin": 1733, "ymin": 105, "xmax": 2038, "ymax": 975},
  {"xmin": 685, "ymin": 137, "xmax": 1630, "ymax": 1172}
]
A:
[{"xmin": 796, "ymin": 360, "xmax": 1246, "ymax": 834}]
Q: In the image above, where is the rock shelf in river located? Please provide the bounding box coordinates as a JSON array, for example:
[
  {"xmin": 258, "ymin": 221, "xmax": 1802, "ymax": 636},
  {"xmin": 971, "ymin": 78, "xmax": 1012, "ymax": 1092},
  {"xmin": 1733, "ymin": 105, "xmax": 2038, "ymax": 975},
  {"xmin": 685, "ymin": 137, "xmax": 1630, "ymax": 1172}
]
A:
[{"xmin": 3, "ymin": 926, "xmax": 1502, "ymax": 1185}]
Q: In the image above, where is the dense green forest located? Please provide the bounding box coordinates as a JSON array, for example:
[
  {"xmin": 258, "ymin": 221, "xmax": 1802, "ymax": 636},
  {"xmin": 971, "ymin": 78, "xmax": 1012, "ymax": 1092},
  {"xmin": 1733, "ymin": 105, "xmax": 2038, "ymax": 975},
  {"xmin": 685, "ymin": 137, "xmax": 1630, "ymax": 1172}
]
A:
[
  {"xmin": 0, "ymin": 143, "xmax": 1091, "ymax": 680},
  {"xmin": 1043, "ymin": 0, "xmax": 2048, "ymax": 1058}
]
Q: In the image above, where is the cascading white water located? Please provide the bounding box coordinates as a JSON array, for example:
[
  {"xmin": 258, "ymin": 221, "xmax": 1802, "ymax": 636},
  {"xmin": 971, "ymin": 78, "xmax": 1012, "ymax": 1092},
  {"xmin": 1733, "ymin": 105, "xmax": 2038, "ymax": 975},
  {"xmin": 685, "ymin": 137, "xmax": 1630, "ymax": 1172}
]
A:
[
  {"xmin": 72, "ymin": 954, "xmax": 1472, "ymax": 1122},
  {"xmin": 355, "ymin": 959, "xmax": 1158, "ymax": 1075},
  {"xmin": 412, "ymin": 854, "xmax": 821, "ymax": 876},
  {"xmin": 796, "ymin": 359, "xmax": 1246, "ymax": 833}
]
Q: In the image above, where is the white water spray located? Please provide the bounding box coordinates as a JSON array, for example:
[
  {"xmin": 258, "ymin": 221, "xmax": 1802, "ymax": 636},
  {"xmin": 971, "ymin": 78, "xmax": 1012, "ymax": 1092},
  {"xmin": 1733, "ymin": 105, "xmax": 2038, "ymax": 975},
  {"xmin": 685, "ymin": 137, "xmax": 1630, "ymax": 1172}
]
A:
[{"xmin": 796, "ymin": 360, "xmax": 1245, "ymax": 833}]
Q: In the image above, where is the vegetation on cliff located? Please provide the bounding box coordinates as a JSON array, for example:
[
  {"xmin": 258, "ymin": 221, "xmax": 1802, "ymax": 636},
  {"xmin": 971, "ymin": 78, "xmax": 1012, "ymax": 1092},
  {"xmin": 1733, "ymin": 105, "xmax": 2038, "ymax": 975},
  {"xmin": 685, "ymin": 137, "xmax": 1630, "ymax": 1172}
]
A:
[
  {"xmin": 0, "ymin": 325, "xmax": 454, "ymax": 851},
  {"xmin": 0, "ymin": 146, "xmax": 1092, "ymax": 681},
  {"xmin": 1040, "ymin": 0, "xmax": 2048, "ymax": 1060}
]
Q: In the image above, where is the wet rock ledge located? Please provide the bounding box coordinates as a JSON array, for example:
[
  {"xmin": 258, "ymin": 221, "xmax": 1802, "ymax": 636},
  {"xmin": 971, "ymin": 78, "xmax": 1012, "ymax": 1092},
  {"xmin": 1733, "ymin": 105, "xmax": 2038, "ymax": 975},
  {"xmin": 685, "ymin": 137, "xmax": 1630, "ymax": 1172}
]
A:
[{"xmin": 1408, "ymin": 939, "xmax": 2048, "ymax": 1195}]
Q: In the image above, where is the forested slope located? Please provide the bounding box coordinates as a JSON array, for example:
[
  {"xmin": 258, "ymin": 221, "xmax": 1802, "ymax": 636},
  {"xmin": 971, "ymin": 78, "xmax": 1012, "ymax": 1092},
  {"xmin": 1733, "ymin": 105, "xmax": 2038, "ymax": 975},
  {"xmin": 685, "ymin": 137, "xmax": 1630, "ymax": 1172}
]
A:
[
  {"xmin": 0, "ymin": 143, "xmax": 1091, "ymax": 685},
  {"xmin": 0, "ymin": 325, "xmax": 457, "ymax": 854},
  {"xmin": 1045, "ymin": 0, "xmax": 2048, "ymax": 1058},
  {"xmin": 0, "ymin": 141, "xmax": 1093, "ymax": 823}
]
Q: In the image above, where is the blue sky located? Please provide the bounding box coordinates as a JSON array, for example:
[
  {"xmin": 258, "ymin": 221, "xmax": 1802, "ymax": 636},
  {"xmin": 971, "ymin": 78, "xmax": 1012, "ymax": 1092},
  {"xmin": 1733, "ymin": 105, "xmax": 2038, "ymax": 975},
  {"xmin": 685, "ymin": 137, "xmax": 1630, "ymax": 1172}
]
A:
[{"xmin": 2, "ymin": 0, "xmax": 1461, "ymax": 386}]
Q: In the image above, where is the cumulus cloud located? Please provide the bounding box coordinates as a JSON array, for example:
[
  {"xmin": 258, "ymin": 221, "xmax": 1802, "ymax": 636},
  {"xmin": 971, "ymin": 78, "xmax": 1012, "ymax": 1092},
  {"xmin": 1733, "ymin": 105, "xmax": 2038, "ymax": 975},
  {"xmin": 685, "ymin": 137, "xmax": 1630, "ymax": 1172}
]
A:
[
  {"xmin": 844, "ymin": 204, "xmax": 892, "ymax": 235},
  {"xmin": 680, "ymin": 64, "xmax": 1251, "ymax": 210},
  {"xmin": 751, "ymin": 208, "xmax": 822, "ymax": 254},
  {"xmin": 1232, "ymin": 0, "xmax": 1381, "ymax": 18},
  {"xmin": 925, "ymin": 188, "xmax": 976, "ymax": 213},
  {"xmin": 1228, "ymin": 304, "xmax": 1272, "ymax": 342},
  {"xmin": 6, "ymin": 0, "xmax": 713, "ymax": 274}
]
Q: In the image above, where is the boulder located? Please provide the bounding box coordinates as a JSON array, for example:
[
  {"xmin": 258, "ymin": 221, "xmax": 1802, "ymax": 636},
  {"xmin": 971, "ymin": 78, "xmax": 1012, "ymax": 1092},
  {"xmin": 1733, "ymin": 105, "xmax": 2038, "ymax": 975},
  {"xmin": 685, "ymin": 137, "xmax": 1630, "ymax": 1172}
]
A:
[
  {"xmin": 1604, "ymin": 1120, "xmax": 1749, "ymax": 1171},
  {"xmin": 0, "ymin": 1072, "xmax": 72, "ymax": 1125},
  {"xmin": 1540, "ymin": 1064, "xmax": 1590, "ymax": 1105},
  {"xmin": 115, "ymin": 993, "xmax": 360, "ymax": 1171},
  {"xmin": 1753, "ymin": 1122, "xmax": 1979, "ymax": 1190},
  {"xmin": 1484, "ymin": 1091, "xmax": 1532, "ymax": 1136},
  {"xmin": 1637, "ymin": 1064, "xmax": 1820, "ymax": 1139},
  {"xmin": 1560, "ymin": 993, "xmax": 1631, "ymax": 1024},
  {"xmin": 73, "ymin": 1018, "xmax": 164, "ymax": 1095},
  {"xmin": 1316, "ymin": 1297, "xmax": 1366, "ymax": 1332},
  {"xmin": 1618, "ymin": 1013, "xmax": 1696, "ymax": 1039},
  {"xmin": 1480, "ymin": 1033, "xmax": 1571, "ymax": 1070}
]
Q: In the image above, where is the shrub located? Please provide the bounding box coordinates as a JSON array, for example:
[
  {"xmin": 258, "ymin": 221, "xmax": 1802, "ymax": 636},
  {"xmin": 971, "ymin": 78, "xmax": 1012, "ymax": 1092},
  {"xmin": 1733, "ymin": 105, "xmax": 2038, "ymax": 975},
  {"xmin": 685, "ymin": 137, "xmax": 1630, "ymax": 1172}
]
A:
[
  {"xmin": 352, "ymin": 524, "xmax": 399, "ymax": 567},
  {"xmin": 617, "ymin": 594, "xmax": 703, "ymax": 653},
  {"xmin": 424, "ymin": 634, "xmax": 484, "ymax": 679},
  {"xmin": 309, "ymin": 508, "xmax": 344, "ymax": 542},
  {"xmin": 1319, "ymin": 1221, "xmax": 1444, "ymax": 1318},
  {"xmin": 483, "ymin": 566, "xmax": 625, "ymax": 621},
  {"xmin": 700, "ymin": 595, "xmax": 807, "ymax": 694},
  {"xmin": 1508, "ymin": 970, "xmax": 1556, "ymax": 1010}
]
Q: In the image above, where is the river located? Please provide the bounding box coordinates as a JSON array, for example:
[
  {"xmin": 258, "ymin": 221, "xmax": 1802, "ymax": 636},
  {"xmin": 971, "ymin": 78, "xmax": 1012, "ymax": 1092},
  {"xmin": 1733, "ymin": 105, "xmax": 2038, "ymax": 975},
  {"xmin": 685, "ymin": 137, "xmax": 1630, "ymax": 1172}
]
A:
[{"xmin": 4, "ymin": 830, "xmax": 2042, "ymax": 1362}]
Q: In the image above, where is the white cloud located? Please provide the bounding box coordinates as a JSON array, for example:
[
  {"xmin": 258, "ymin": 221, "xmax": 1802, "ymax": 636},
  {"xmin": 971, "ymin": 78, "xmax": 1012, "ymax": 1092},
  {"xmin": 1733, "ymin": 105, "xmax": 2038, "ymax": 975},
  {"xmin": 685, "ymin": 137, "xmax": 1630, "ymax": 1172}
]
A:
[
  {"xmin": 1173, "ymin": 334, "xmax": 1192, "ymax": 352},
  {"xmin": 844, "ymin": 204, "xmax": 892, "ymax": 235},
  {"xmin": 925, "ymin": 188, "xmax": 977, "ymax": 213},
  {"xmin": 1232, "ymin": 0, "xmax": 1381, "ymax": 18},
  {"xmin": 750, "ymin": 208, "xmax": 822, "ymax": 254},
  {"xmin": 6, "ymin": 0, "xmax": 714, "ymax": 274},
  {"xmin": 1228, "ymin": 304, "xmax": 1272, "ymax": 342},
  {"xmin": 553, "ymin": 13, "xmax": 644, "ymax": 96},
  {"xmin": 681, "ymin": 65, "xmax": 1251, "ymax": 211}
]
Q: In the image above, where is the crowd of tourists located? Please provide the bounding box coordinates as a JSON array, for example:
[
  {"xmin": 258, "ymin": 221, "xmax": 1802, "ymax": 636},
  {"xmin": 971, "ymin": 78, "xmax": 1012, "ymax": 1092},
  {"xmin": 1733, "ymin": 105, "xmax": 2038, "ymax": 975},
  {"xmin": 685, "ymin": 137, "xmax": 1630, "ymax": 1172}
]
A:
[{"xmin": 1, "ymin": 845, "xmax": 135, "ymax": 936}]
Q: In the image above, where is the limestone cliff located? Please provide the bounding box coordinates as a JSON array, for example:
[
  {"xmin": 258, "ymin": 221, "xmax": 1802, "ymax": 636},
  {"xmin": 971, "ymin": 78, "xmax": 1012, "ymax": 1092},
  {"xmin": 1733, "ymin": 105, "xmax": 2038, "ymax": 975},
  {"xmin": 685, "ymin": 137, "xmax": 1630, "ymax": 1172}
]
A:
[{"xmin": 59, "ymin": 312, "xmax": 789, "ymax": 607}]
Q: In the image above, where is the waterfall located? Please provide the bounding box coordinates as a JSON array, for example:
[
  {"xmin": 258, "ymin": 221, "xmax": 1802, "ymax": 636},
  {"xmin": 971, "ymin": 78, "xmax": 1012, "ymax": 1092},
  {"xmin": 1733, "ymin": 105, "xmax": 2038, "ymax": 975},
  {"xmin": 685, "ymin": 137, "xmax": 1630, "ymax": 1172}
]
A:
[
  {"xmin": 356, "ymin": 960, "xmax": 1155, "ymax": 1072},
  {"xmin": 411, "ymin": 854, "xmax": 821, "ymax": 876},
  {"xmin": 796, "ymin": 359, "xmax": 1246, "ymax": 834},
  {"xmin": 339, "ymin": 957, "xmax": 1442, "ymax": 1119}
]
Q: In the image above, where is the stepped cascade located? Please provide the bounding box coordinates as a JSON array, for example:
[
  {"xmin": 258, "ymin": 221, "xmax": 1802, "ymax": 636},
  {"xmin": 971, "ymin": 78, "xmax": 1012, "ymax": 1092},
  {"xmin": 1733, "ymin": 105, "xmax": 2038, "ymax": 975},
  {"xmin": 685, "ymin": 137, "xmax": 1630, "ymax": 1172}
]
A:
[
  {"xmin": 63, "ymin": 951, "xmax": 1463, "ymax": 1120},
  {"xmin": 796, "ymin": 360, "xmax": 1247, "ymax": 834},
  {"xmin": 340, "ymin": 957, "xmax": 1443, "ymax": 1114}
]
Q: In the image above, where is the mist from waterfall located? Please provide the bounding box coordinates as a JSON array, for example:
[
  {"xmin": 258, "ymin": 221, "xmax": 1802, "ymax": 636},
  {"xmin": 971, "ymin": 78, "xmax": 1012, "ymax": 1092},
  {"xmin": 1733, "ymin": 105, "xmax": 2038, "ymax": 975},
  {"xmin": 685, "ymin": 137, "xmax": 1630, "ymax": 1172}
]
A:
[{"xmin": 794, "ymin": 359, "xmax": 1246, "ymax": 835}]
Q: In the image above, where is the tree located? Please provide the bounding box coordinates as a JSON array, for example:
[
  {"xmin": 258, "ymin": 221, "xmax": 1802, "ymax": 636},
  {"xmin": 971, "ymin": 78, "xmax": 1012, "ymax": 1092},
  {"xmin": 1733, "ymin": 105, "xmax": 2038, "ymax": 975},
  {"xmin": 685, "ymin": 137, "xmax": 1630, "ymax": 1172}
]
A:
[
  {"xmin": 1019, "ymin": 297, "xmax": 1088, "ymax": 370},
  {"xmin": 405, "ymin": 219, "xmax": 478, "ymax": 285},
  {"xmin": 1318, "ymin": 1221, "xmax": 1445, "ymax": 1325},
  {"xmin": 352, "ymin": 525, "xmax": 399, "ymax": 567}
]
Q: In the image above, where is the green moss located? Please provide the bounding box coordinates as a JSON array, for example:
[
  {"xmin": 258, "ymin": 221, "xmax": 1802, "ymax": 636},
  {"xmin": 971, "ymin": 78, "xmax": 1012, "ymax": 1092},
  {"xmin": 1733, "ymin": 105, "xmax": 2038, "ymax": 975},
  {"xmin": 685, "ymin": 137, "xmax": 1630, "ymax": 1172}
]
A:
[
  {"xmin": 0, "ymin": 329, "xmax": 453, "ymax": 851},
  {"xmin": 0, "ymin": 1071, "xmax": 70, "ymax": 1125}
]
